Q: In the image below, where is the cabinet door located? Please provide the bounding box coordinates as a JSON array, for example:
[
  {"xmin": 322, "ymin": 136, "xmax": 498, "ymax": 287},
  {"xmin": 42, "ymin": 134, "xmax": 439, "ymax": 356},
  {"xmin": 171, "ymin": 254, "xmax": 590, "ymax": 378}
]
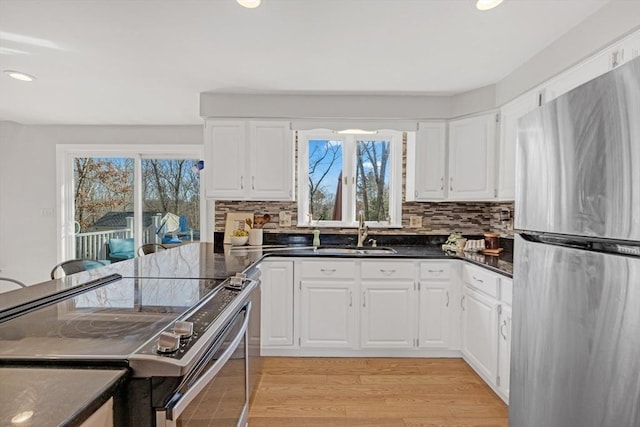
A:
[
  {"xmin": 461, "ymin": 285, "xmax": 498, "ymax": 383},
  {"xmin": 248, "ymin": 121, "xmax": 294, "ymax": 200},
  {"xmin": 299, "ymin": 281, "xmax": 356, "ymax": 348},
  {"xmin": 360, "ymin": 281, "xmax": 416, "ymax": 348},
  {"xmin": 407, "ymin": 122, "xmax": 447, "ymax": 201},
  {"xmin": 260, "ymin": 261, "xmax": 294, "ymax": 347},
  {"xmin": 448, "ymin": 113, "xmax": 497, "ymax": 200},
  {"xmin": 418, "ymin": 281, "xmax": 450, "ymax": 348},
  {"xmin": 497, "ymin": 304, "xmax": 512, "ymax": 403},
  {"xmin": 204, "ymin": 120, "xmax": 247, "ymax": 199},
  {"xmin": 498, "ymin": 93, "xmax": 538, "ymax": 200}
]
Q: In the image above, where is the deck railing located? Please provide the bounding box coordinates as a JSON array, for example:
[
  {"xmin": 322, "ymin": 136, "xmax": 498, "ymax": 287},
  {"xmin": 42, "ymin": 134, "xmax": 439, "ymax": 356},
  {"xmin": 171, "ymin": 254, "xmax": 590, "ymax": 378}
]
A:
[{"xmin": 74, "ymin": 227, "xmax": 158, "ymax": 260}]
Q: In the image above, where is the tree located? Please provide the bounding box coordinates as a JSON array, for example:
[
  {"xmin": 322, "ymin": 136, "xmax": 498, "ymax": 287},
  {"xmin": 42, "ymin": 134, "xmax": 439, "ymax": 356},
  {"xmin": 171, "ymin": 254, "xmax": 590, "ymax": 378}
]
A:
[
  {"xmin": 308, "ymin": 141, "xmax": 341, "ymax": 219},
  {"xmin": 356, "ymin": 140, "xmax": 389, "ymax": 221},
  {"xmin": 74, "ymin": 158, "xmax": 133, "ymax": 231},
  {"xmin": 142, "ymin": 159, "xmax": 200, "ymax": 229}
]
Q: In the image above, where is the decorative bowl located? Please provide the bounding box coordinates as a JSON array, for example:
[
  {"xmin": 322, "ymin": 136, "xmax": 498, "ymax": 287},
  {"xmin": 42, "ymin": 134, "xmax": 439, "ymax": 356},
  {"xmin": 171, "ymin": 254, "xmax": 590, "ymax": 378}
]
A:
[{"xmin": 230, "ymin": 236, "xmax": 248, "ymax": 246}]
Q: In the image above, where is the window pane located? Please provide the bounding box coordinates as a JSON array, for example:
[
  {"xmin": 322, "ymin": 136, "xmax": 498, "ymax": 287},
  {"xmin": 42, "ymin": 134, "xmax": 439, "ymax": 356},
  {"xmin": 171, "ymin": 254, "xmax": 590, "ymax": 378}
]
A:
[
  {"xmin": 74, "ymin": 157, "xmax": 134, "ymax": 260},
  {"xmin": 355, "ymin": 139, "xmax": 391, "ymax": 222},
  {"xmin": 142, "ymin": 159, "xmax": 200, "ymax": 245},
  {"xmin": 308, "ymin": 139, "xmax": 343, "ymax": 221}
]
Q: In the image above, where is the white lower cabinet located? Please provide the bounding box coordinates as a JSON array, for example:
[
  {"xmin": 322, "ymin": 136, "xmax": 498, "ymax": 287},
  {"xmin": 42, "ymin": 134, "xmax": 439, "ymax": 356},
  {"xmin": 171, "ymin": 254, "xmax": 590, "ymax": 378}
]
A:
[
  {"xmin": 360, "ymin": 281, "xmax": 416, "ymax": 348},
  {"xmin": 299, "ymin": 280, "xmax": 356, "ymax": 348},
  {"xmin": 418, "ymin": 281, "xmax": 450, "ymax": 348},
  {"xmin": 461, "ymin": 285, "xmax": 499, "ymax": 382},
  {"xmin": 460, "ymin": 264, "xmax": 512, "ymax": 404},
  {"xmin": 497, "ymin": 303, "xmax": 512, "ymax": 402},
  {"xmin": 259, "ymin": 260, "xmax": 295, "ymax": 347},
  {"xmin": 259, "ymin": 256, "xmax": 511, "ymax": 403}
]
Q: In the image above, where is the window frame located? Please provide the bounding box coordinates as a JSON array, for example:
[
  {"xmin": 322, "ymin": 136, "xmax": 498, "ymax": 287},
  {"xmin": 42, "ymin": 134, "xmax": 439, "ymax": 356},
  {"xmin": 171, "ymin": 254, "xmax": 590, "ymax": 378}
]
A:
[
  {"xmin": 297, "ymin": 129, "xmax": 403, "ymax": 228},
  {"xmin": 56, "ymin": 144, "xmax": 207, "ymax": 263}
]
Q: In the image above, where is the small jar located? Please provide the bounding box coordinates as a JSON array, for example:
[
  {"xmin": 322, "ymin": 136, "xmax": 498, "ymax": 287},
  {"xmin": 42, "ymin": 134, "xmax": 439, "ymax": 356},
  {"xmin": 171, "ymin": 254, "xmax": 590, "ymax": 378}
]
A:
[{"xmin": 484, "ymin": 232, "xmax": 500, "ymax": 250}]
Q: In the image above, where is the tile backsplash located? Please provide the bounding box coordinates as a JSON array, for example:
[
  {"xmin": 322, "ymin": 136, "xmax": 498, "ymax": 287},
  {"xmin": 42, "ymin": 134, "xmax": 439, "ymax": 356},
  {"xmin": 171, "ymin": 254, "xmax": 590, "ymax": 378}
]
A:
[{"xmin": 215, "ymin": 200, "xmax": 515, "ymax": 238}]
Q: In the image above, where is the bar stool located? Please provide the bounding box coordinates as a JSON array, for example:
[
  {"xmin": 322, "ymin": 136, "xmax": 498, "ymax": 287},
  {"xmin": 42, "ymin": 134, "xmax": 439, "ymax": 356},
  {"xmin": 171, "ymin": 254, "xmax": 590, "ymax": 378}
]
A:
[{"xmin": 50, "ymin": 259, "xmax": 108, "ymax": 279}]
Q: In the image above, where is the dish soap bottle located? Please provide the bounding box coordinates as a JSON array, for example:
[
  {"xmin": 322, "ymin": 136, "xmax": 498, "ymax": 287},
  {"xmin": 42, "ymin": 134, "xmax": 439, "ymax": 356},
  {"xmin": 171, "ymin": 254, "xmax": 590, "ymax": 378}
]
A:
[{"xmin": 312, "ymin": 229, "xmax": 321, "ymax": 247}]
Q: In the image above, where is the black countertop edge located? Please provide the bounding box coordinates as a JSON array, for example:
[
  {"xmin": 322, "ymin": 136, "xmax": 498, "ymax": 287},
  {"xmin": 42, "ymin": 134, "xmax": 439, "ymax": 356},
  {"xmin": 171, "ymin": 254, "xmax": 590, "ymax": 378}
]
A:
[
  {"xmin": 214, "ymin": 231, "xmax": 514, "ymax": 253},
  {"xmin": 63, "ymin": 368, "xmax": 128, "ymax": 427},
  {"xmin": 225, "ymin": 244, "xmax": 513, "ymax": 277}
]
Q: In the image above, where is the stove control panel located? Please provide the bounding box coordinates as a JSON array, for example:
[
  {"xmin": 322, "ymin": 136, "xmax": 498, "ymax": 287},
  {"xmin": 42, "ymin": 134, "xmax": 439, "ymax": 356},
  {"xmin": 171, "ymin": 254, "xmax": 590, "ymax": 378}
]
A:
[{"xmin": 136, "ymin": 277, "xmax": 257, "ymax": 360}]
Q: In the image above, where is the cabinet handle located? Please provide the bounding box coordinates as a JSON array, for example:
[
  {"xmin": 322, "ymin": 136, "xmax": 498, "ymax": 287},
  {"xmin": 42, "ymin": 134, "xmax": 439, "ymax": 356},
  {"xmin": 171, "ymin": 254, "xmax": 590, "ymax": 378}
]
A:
[
  {"xmin": 362, "ymin": 292, "xmax": 366, "ymax": 308},
  {"xmin": 472, "ymin": 276, "xmax": 484, "ymax": 283},
  {"xmin": 445, "ymin": 291, "xmax": 449, "ymax": 307},
  {"xmin": 450, "ymin": 177, "xmax": 453, "ymax": 191},
  {"xmin": 440, "ymin": 177, "xmax": 444, "ymax": 191},
  {"xmin": 428, "ymin": 269, "xmax": 444, "ymax": 273},
  {"xmin": 379, "ymin": 269, "xmax": 396, "ymax": 274},
  {"xmin": 349, "ymin": 291, "xmax": 353, "ymax": 307},
  {"xmin": 320, "ymin": 268, "xmax": 336, "ymax": 274},
  {"xmin": 240, "ymin": 176, "xmax": 244, "ymax": 189},
  {"xmin": 500, "ymin": 320, "xmax": 508, "ymax": 340},
  {"xmin": 251, "ymin": 176, "xmax": 255, "ymax": 190},
  {"xmin": 460, "ymin": 295, "xmax": 466, "ymax": 311}
]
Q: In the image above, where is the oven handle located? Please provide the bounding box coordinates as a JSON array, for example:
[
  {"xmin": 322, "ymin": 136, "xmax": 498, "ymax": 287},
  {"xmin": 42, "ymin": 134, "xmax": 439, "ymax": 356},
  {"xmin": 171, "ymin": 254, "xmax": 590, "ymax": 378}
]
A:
[{"xmin": 157, "ymin": 301, "xmax": 251, "ymax": 427}]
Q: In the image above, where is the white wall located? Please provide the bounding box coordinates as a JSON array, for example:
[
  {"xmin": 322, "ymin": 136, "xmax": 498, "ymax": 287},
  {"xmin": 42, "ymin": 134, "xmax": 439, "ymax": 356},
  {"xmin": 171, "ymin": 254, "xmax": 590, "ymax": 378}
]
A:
[
  {"xmin": 495, "ymin": 1, "xmax": 640, "ymax": 105},
  {"xmin": 0, "ymin": 122, "xmax": 202, "ymax": 285}
]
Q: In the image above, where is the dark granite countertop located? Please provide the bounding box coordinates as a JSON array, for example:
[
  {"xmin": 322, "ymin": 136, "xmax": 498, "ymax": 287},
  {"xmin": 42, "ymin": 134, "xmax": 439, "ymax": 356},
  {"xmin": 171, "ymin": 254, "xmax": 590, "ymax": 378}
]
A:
[
  {"xmin": 2, "ymin": 238, "xmax": 511, "ymax": 318},
  {"xmin": 0, "ymin": 367, "xmax": 127, "ymax": 427},
  {"xmin": 222, "ymin": 244, "xmax": 512, "ymax": 277}
]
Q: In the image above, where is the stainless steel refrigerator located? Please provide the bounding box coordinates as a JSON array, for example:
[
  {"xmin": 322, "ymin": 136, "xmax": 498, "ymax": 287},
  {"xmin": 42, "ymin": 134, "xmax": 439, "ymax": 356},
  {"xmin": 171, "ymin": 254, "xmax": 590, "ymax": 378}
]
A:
[{"xmin": 511, "ymin": 56, "xmax": 640, "ymax": 427}]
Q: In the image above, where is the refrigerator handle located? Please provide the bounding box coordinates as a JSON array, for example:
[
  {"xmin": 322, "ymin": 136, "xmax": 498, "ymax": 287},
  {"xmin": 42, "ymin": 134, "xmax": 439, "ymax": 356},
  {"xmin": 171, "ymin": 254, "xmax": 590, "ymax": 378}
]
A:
[{"xmin": 460, "ymin": 295, "xmax": 466, "ymax": 311}]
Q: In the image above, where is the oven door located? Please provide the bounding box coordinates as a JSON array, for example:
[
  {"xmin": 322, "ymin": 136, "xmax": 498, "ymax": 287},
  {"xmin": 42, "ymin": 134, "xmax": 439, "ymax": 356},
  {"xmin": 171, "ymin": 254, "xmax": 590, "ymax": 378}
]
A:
[{"xmin": 156, "ymin": 301, "xmax": 251, "ymax": 427}]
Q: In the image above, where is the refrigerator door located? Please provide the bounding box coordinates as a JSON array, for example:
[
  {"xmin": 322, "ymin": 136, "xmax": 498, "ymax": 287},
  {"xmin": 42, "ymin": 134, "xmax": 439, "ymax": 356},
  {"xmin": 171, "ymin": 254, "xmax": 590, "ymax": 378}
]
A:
[
  {"xmin": 515, "ymin": 57, "xmax": 640, "ymax": 241},
  {"xmin": 511, "ymin": 235, "xmax": 640, "ymax": 427}
]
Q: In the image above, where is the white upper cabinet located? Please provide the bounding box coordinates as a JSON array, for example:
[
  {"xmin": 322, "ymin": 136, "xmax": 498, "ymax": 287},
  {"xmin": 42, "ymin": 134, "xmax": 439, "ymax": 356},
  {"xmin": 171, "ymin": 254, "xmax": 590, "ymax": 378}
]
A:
[
  {"xmin": 497, "ymin": 92, "xmax": 539, "ymax": 200},
  {"xmin": 447, "ymin": 113, "xmax": 497, "ymax": 200},
  {"xmin": 204, "ymin": 120, "xmax": 294, "ymax": 200},
  {"xmin": 406, "ymin": 122, "xmax": 447, "ymax": 201}
]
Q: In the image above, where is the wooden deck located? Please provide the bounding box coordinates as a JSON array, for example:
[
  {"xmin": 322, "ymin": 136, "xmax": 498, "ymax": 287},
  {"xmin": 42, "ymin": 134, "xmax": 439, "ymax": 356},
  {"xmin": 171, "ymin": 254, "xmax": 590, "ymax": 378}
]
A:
[{"xmin": 249, "ymin": 357, "xmax": 508, "ymax": 427}]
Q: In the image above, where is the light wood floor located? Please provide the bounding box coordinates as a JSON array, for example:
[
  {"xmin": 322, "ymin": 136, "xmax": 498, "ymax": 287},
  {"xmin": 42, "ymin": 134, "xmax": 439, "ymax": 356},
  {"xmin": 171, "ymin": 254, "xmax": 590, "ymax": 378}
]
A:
[{"xmin": 249, "ymin": 357, "xmax": 508, "ymax": 427}]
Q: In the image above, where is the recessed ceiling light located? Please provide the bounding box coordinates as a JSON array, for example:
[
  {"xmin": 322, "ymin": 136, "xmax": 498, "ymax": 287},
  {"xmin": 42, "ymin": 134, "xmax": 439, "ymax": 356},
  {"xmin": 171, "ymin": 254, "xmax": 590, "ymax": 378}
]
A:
[
  {"xmin": 476, "ymin": 0, "xmax": 504, "ymax": 11},
  {"xmin": 4, "ymin": 70, "xmax": 36, "ymax": 82},
  {"xmin": 237, "ymin": 0, "xmax": 261, "ymax": 9}
]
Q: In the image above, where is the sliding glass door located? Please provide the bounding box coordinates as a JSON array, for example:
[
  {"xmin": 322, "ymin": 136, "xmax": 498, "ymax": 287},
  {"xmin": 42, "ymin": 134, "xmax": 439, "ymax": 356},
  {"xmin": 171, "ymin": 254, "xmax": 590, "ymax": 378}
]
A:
[{"xmin": 60, "ymin": 145, "xmax": 204, "ymax": 263}]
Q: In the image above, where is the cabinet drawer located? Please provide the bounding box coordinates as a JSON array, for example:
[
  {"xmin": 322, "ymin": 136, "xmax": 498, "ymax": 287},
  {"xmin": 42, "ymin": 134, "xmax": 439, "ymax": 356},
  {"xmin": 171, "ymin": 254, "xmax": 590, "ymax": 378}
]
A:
[
  {"xmin": 299, "ymin": 261, "xmax": 356, "ymax": 279},
  {"xmin": 462, "ymin": 264, "xmax": 499, "ymax": 299},
  {"xmin": 419, "ymin": 262, "xmax": 450, "ymax": 280},
  {"xmin": 361, "ymin": 261, "xmax": 415, "ymax": 279},
  {"xmin": 500, "ymin": 277, "xmax": 513, "ymax": 306}
]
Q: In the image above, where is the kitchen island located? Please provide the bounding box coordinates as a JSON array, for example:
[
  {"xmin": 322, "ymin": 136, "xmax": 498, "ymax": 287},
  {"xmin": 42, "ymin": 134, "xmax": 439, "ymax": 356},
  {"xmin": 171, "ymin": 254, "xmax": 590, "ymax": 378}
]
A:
[{"xmin": 0, "ymin": 367, "xmax": 127, "ymax": 427}]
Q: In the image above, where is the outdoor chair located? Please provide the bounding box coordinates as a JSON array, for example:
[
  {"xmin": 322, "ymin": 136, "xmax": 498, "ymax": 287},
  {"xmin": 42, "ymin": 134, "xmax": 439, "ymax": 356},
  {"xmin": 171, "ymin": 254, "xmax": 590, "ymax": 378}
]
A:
[
  {"xmin": 107, "ymin": 238, "xmax": 135, "ymax": 262},
  {"xmin": 50, "ymin": 259, "xmax": 108, "ymax": 280},
  {"xmin": 137, "ymin": 243, "xmax": 168, "ymax": 256},
  {"xmin": 0, "ymin": 277, "xmax": 27, "ymax": 293}
]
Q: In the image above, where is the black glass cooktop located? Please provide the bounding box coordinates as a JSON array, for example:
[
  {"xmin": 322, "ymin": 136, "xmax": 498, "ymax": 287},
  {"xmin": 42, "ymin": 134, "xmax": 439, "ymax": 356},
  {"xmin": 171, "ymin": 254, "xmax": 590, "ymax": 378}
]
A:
[{"xmin": 0, "ymin": 277, "xmax": 223, "ymax": 359}]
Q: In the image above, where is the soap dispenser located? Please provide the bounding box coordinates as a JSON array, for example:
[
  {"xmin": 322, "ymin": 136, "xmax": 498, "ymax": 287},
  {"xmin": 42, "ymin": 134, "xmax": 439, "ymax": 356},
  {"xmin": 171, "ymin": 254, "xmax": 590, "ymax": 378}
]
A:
[{"xmin": 312, "ymin": 229, "xmax": 321, "ymax": 247}]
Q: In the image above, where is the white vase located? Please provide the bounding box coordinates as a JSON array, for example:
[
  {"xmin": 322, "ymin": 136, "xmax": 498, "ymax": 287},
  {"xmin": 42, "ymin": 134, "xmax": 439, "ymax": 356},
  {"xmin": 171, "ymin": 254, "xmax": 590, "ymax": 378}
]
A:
[{"xmin": 248, "ymin": 229, "xmax": 263, "ymax": 246}]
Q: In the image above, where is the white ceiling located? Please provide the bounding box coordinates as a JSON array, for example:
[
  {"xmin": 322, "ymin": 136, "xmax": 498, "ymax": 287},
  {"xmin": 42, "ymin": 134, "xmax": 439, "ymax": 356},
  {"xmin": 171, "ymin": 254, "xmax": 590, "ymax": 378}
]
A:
[{"xmin": 0, "ymin": 0, "xmax": 611, "ymax": 125}]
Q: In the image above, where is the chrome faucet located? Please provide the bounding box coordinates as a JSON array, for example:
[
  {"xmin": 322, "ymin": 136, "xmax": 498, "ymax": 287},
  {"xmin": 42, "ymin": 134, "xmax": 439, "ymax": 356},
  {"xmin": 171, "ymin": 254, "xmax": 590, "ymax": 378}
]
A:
[{"xmin": 356, "ymin": 211, "xmax": 368, "ymax": 247}]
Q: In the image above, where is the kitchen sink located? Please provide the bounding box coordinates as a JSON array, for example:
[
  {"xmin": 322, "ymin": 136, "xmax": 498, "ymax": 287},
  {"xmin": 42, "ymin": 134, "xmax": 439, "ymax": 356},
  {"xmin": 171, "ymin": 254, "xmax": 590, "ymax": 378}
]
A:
[{"xmin": 314, "ymin": 247, "xmax": 396, "ymax": 255}]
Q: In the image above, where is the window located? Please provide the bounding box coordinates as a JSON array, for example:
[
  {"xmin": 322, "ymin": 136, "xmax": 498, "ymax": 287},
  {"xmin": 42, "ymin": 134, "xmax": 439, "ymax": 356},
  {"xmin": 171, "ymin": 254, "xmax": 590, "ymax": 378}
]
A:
[
  {"xmin": 59, "ymin": 145, "xmax": 205, "ymax": 262},
  {"xmin": 298, "ymin": 130, "xmax": 403, "ymax": 227}
]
